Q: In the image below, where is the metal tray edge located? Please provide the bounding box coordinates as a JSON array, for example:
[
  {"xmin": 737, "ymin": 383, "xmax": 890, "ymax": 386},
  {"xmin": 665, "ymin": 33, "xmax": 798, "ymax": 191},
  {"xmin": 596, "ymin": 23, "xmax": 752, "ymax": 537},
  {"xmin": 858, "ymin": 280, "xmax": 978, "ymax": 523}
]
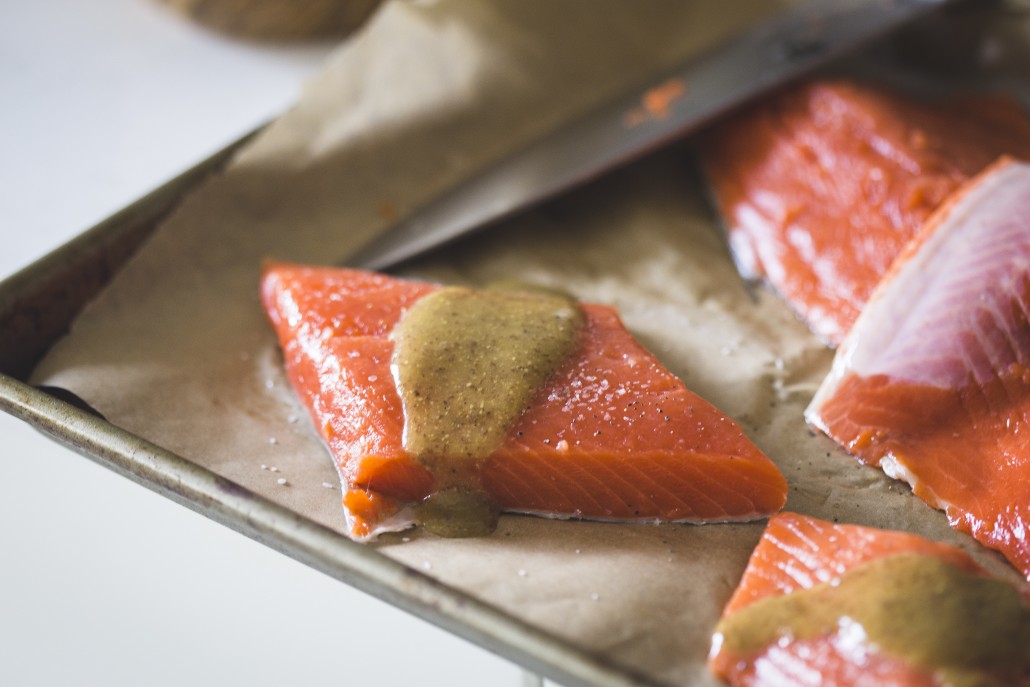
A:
[
  {"xmin": 0, "ymin": 374, "xmax": 655, "ymax": 687},
  {"xmin": 0, "ymin": 128, "xmax": 260, "ymax": 380},
  {"xmin": 0, "ymin": 136, "xmax": 660, "ymax": 687}
]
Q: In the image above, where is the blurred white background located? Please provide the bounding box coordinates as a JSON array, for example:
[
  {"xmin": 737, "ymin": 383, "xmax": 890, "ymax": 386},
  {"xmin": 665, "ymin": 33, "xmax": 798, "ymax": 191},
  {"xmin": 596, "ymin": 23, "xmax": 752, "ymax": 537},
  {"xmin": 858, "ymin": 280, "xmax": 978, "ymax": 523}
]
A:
[{"xmin": 0, "ymin": 1, "xmax": 526, "ymax": 684}]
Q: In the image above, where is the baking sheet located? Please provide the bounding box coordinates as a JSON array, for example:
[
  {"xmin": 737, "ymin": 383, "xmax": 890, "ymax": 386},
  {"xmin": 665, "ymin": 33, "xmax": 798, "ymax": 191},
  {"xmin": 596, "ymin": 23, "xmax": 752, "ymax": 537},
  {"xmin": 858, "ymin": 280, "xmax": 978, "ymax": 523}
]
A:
[{"xmin": 26, "ymin": 1, "xmax": 1029, "ymax": 685}]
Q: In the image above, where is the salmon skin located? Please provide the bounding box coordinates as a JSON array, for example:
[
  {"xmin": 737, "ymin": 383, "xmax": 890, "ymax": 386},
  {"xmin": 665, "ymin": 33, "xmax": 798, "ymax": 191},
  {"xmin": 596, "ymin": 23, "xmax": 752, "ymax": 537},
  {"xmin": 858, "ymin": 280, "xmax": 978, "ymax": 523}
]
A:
[
  {"xmin": 699, "ymin": 79, "xmax": 1030, "ymax": 345},
  {"xmin": 261, "ymin": 263, "xmax": 787, "ymax": 540},
  {"xmin": 807, "ymin": 158, "xmax": 1030, "ymax": 581},
  {"xmin": 708, "ymin": 513, "xmax": 1030, "ymax": 687}
]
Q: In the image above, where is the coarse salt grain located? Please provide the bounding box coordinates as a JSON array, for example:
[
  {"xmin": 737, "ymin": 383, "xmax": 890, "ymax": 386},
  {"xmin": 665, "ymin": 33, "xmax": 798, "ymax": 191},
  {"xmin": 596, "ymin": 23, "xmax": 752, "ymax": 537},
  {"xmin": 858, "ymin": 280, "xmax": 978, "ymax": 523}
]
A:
[{"xmin": 277, "ymin": 478, "xmax": 288, "ymax": 486}]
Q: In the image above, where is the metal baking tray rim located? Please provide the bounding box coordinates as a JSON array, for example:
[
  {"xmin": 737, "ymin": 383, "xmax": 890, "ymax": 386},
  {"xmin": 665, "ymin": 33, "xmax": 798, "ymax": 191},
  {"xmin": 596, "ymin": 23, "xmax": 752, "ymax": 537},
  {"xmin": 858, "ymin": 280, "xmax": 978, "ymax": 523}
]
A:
[{"xmin": 0, "ymin": 133, "xmax": 651, "ymax": 687}]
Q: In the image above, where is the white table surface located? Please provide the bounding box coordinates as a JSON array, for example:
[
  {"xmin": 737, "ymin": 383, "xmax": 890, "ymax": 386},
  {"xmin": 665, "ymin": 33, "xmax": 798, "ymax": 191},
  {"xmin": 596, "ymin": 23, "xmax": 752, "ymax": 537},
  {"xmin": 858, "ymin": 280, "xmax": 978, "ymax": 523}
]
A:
[{"xmin": 0, "ymin": 2, "xmax": 528, "ymax": 684}]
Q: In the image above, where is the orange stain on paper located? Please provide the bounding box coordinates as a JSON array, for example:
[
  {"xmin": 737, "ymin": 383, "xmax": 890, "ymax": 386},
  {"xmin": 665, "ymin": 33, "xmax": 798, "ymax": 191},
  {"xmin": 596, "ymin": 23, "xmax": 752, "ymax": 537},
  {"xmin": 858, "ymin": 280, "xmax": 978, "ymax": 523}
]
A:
[{"xmin": 624, "ymin": 78, "xmax": 687, "ymax": 128}]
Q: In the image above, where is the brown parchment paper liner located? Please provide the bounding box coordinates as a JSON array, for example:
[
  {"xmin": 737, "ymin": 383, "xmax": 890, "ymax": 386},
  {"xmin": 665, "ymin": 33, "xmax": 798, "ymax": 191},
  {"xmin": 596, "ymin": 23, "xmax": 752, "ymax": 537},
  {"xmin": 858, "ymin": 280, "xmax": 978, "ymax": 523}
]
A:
[{"xmin": 31, "ymin": 1, "xmax": 1029, "ymax": 684}]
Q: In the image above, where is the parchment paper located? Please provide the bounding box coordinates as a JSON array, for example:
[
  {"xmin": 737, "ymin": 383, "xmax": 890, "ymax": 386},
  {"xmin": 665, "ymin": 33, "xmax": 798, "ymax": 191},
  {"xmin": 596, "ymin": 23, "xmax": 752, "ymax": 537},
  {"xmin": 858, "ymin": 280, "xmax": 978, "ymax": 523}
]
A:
[{"xmin": 32, "ymin": 1, "xmax": 1029, "ymax": 684}]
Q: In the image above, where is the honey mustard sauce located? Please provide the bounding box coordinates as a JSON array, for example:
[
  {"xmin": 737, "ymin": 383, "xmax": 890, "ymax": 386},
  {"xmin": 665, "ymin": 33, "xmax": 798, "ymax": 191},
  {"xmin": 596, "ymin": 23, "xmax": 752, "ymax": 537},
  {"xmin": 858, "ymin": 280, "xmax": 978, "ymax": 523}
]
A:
[
  {"xmin": 714, "ymin": 553, "xmax": 1030, "ymax": 686},
  {"xmin": 391, "ymin": 285, "xmax": 584, "ymax": 537}
]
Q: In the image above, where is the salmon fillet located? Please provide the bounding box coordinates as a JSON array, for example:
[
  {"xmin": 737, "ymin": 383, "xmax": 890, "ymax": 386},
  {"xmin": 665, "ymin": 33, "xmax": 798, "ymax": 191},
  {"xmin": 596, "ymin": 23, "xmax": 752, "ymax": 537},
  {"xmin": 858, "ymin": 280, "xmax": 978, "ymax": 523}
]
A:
[
  {"xmin": 699, "ymin": 79, "xmax": 1030, "ymax": 345},
  {"xmin": 807, "ymin": 158, "xmax": 1030, "ymax": 580},
  {"xmin": 261, "ymin": 263, "xmax": 787, "ymax": 539},
  {"xmin": 709, "ymin": 513, "xmax": 1030, "ymax": 687}
]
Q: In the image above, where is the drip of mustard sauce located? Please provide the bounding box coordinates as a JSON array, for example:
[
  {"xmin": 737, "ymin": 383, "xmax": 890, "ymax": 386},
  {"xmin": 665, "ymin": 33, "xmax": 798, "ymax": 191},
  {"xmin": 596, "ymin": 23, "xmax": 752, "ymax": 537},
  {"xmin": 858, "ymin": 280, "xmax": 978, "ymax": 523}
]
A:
[
  {"xmin": 391, "ymin": 285, "xmax": 584, "ymax": 536},
  {"xmin": 715, "ymin": 553, "xmax": 1030, "ymax": 686}
]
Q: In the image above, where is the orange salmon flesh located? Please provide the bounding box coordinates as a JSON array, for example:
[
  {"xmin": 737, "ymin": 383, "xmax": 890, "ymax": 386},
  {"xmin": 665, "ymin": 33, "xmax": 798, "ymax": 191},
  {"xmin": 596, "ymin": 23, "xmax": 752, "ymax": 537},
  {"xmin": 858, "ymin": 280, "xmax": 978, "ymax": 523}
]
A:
[
  {"xmin": 261, "ymin": 263, "xmax": 788, "ymax": 539},
  {"xmin": 807, "ymin": 158, "xmax": 1030, "ymax": 581},
  {"xmin": 699, "ymin": 79, "xmax": 1030, "ymax": 345},
  {"xmin": 709, "ymin": 513, "xmax": 1029, "ymax": 687}
]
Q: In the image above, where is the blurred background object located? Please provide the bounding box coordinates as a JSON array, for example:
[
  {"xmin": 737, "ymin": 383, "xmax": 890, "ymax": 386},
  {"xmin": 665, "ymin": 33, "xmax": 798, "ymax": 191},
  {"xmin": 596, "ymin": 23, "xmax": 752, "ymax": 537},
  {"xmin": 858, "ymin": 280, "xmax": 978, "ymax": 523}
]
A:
[
  {"xmin": 892, "ymin": 0, "xmax": 1030, "ymax": 82},
  {"xmin": 156, "ymin": 0, "xmax": 382, "ymax": 40}
]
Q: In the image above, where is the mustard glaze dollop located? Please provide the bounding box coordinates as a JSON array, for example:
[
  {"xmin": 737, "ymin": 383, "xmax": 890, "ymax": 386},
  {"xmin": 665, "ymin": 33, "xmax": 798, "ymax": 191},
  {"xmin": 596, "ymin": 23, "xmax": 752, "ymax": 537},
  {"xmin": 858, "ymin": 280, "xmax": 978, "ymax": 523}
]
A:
[
  {"xmin": 391, "ymin": 285, "xmax": 584, "ymax": 536},
  {"xmin": 714, "ymin": 553, "xmax": 1030, "ymax": 686}
]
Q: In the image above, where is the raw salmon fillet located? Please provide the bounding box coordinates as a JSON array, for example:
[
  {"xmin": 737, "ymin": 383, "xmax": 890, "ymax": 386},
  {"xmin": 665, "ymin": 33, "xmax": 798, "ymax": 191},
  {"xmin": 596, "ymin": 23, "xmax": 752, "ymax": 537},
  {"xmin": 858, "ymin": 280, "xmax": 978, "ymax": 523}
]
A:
[
  {"xmin": 699, "ymin": 79, "xmax": 1030, "ymax": 345},
  {"xmin": 709, "ymin": 513, "xmax": 1030, "ymax": 687},
  {"xmin": 807, "ymin": 158, "xmax": 1030, "ymax": 580},
  {"xmin": 261, "ymin": 263, "xmax": 787, "ymax": 539}
]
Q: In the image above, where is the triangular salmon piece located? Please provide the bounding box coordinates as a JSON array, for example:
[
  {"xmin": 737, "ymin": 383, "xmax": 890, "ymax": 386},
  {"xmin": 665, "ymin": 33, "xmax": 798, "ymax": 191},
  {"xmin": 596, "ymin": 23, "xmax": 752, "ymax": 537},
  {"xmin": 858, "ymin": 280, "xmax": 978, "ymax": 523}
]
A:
[
  {"xmin": 709, "ymin": 513, "xmax": 1030, "ymax": 687},
  {"xmin": 807, "ymin": 157, "xmax": 1030, "ymax": 581},
  {"xmin": 262, "ymin": 263, "xmax": 787, "ymax": 539}
]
